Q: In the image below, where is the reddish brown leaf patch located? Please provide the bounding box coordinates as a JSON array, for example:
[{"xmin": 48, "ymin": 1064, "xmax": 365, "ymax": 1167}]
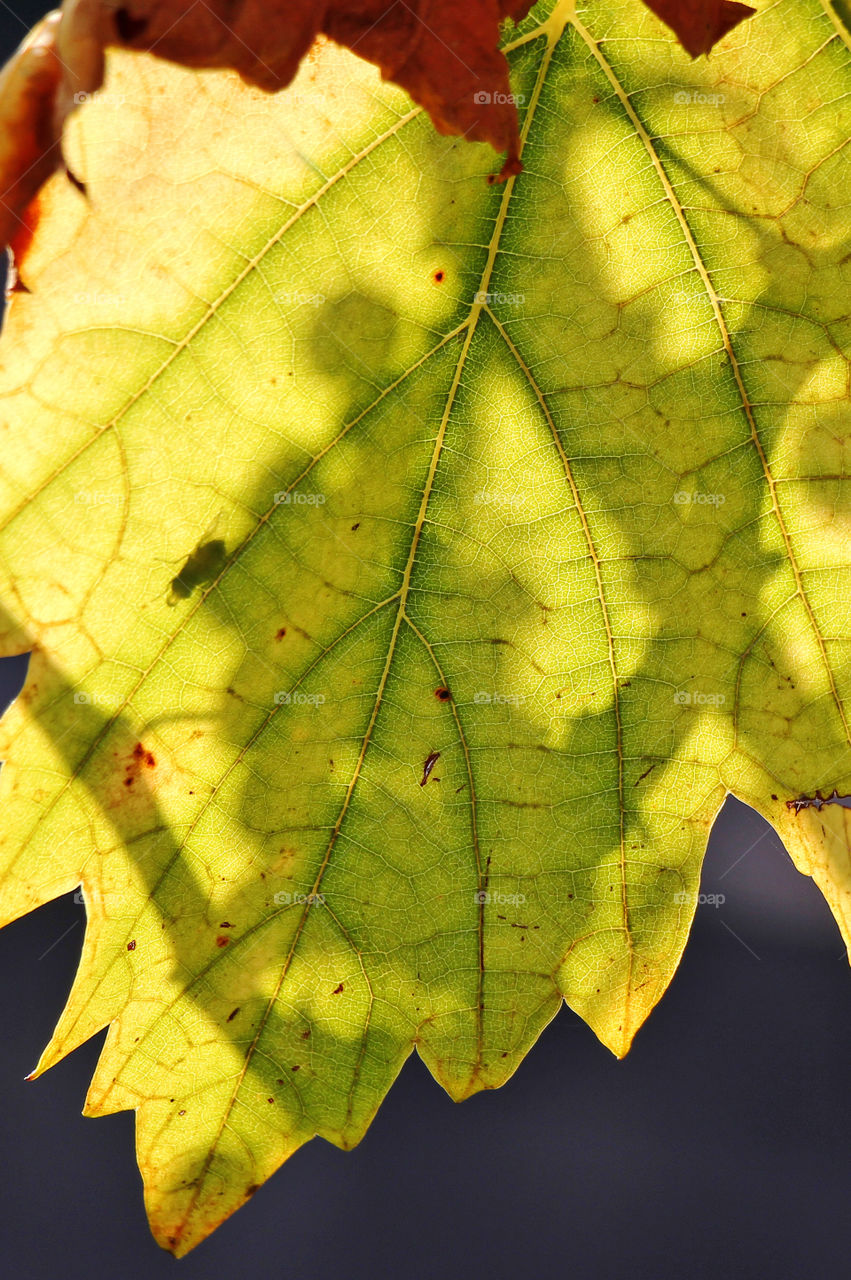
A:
[{"xmin": 643, "ymin": 0, "xmax": 754, "ymax": 57}]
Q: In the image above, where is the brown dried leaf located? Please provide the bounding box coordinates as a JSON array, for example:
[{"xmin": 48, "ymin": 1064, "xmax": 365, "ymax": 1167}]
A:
[
  {"xmin": 0, "ymin": 0, "xmax": 761, "ymax": 258},
  {"xmin": 642, "ymin": 0, "xmax": 755, "ymax": 57},
  {"xmin": 0, "ymin": 0, "xmax": 540, "ymax": 256},
  {"xmin": 0, "ymin": 13, "xmax": 63, "ymax": 258}
]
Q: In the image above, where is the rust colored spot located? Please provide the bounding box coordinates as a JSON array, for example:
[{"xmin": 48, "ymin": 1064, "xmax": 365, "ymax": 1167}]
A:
[
  {"xmin": 433, "ymin": 269, "xmax": 445, "ymax": 283},
  {"xmin": 127, "ymin": 940, "xmax": 136, "ymax": 951},
  {"xmin": 420, "ymin": 750, "xmax": 441, "ymax": 787},
  {"xmin": 351, "ymin": 522, "xmax": 360, "ymax": 531},
  {"xmin": 332, "ymin": 983, "xmax": 344, "ymax": 995},
  {"xmin": 216, "ymin": 935, "xmax": 230, "ymax": 947},
  {"xmin": 132, "ymin": 743, "xmax": 156, "ymax": 767},
  {"xmin": 301, "ymin": 1029, "xmax": 311, "ymax": 1039},
  {"xmin": 227, "ymin": 1007, "xmax": 240, "ymax": 1022},
  {"xmin": 219, "ymin": 921, "xmax": 234, "ymax": 928},
  {"xmin": 275, "ymin": 628, "xmax": 287, "ymax": 640},
  {"xmin": 245, "ymin": 1184, "xmax": 260, "ymax": 1197},
  {"xmin": 292, "ymin": 1064, "xmax": 301, "ymax": 1071},
  {"xmin": 434, "ymin": 687, "xmax": 451, "ymax": 701}
]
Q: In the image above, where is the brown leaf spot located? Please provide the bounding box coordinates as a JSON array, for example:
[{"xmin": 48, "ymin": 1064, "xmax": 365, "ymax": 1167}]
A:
[{"xmin": 420, "ymin": 750, "xmax": 441, "ymax": 786}]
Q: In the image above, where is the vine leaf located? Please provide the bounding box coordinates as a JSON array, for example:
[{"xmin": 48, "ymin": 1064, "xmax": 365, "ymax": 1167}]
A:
[{"xmin": 1, "ymin": 0, "xmax": 849, "ymax": 1257}]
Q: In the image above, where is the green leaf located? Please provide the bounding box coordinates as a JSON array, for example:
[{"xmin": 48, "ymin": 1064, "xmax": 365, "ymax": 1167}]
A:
[{"xmin": 1, "ymin": 0, "xmax": 850, "ymax": 1254}]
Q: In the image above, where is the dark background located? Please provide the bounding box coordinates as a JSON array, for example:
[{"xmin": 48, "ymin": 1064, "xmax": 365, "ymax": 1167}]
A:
[{"xmin": 2, "ymin": 4, "xmax": 850, "ymax": 1276}]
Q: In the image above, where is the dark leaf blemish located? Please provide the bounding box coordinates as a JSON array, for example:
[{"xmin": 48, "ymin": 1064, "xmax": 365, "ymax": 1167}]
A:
[{"xmin": 420, "ymin": 751, "xmax": 441, "ymax": 786}]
